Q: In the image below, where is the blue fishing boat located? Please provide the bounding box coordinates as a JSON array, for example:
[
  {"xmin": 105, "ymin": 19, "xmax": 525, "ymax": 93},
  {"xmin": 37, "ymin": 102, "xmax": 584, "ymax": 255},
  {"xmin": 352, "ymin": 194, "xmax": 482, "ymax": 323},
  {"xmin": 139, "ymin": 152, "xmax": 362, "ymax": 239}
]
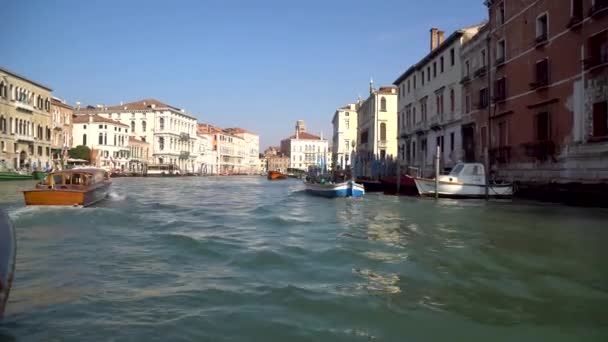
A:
[
  {"xmin": 304, "ymin": 179, "xmax": 365, "ymax": 198},
  {"xmin": 0, "ymin": 209, "xmax": 16, "ymax": 318}
]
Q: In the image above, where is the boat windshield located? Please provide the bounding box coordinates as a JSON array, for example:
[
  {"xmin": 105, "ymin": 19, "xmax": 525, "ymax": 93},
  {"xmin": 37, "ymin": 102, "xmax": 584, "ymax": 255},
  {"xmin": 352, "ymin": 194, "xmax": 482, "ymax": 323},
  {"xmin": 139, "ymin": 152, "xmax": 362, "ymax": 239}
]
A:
[
  {"xmin": 52, "ymin": 174, "xmax": 64, "ymax": 185},
  {"xmin": 450, "ymin": 164, "xmax": 465, "ymax": 176}
]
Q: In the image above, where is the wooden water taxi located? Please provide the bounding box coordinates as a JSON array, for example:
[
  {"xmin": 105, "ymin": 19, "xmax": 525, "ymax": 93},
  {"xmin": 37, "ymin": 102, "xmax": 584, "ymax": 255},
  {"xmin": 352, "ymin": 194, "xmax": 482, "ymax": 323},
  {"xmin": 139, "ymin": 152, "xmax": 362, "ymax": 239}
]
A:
[
  {"xmin": 267, "ymin": 170, "xmax": 288, "ymax": 180},
  {"xmin": 23, "ymin": 168, "xmax": 111, "ymax": 207}
]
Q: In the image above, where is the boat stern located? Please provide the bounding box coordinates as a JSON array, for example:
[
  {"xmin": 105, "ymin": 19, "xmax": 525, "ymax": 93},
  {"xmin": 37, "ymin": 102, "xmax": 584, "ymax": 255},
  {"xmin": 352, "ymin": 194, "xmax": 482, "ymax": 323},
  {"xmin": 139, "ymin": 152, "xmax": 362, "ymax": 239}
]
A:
[{"xmin": 23, "ymin": 190, "xmax": 85, "ymax": 206}]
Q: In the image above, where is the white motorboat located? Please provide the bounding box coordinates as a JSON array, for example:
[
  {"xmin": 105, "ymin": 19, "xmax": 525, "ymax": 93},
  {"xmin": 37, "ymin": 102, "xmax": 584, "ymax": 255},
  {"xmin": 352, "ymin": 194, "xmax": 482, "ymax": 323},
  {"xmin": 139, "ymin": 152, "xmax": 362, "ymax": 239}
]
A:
[{"xmin": 413, "ymin": 163, "xmax": 513, "ymax": 198}]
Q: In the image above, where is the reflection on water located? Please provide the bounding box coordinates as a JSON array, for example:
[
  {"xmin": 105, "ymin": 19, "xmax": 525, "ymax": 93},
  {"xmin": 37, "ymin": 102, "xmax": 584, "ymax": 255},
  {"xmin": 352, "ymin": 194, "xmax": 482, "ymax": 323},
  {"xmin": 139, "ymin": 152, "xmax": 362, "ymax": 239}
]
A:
[{"xmin": 0, "ymin": 177, "xmax": 607, "ymax": 341}]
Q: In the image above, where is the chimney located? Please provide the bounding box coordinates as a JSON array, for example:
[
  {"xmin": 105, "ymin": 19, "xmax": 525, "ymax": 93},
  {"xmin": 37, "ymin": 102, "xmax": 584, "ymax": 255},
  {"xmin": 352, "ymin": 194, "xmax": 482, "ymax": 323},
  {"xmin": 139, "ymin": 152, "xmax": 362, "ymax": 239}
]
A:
[
  {"xmin": 430, "ymin": 28, "xmax": 439, "ymax": 51},
  {"xmin": 88, "ymin": 114, "xmax": 93, "ymax": 123},
  {"xmin": 437, "ymin": 30, "xmax": 445, "ymax": 46}
]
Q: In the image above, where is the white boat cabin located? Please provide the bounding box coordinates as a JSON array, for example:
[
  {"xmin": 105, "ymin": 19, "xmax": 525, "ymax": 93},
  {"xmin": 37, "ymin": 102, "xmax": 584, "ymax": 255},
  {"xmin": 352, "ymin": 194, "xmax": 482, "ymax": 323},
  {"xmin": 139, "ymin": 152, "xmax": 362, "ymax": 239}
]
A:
[{"xmin": 438, "ymin": 163, "xmax": 486, "ymax": 185}]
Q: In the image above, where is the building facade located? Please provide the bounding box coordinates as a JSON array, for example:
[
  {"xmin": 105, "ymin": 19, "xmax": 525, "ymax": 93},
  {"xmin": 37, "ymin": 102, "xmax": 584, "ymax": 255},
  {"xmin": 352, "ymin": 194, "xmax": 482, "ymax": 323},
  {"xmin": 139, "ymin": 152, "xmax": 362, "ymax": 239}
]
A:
[
  {"xmin": 356, "ymin": 83, "xmax": 398, "ymax": 177},
  {"xmin": 75, "ymin": 99, "xmax": 198, "ymax": 173},
  {"xmin": 195, "ymin": 133, "xmax": 218, "ymax": 175},
  {"xmin": 225, "ymin": 128, "xmax": 260, "ymax": 174},
  {"xmin": 331, "ymin": 102, "xmax": 358, "ymax": 169},
  {"xmin": 50, "ymin": 97, "xmax": 73, "ymax": 167},
  {"xmin": 484, "ymin": 0, "xmax": 608, "ymax": 185},
  {"xmin": 266, "ymin": 154, "xmax": 290, "ymax": 172},
  {"xmin": 198, "ymin": 123, "xmax": 247, "ymax": 174},
  {"xmin": 72, "ymin": 114, "xmax": 131, "ymax": 169},
  {"xmin": 128, "ymin": 136, "xmax": 150, "ymax": 173},
  {"xmin": 395, "ymin": 26, "xmax": 483, "ymax": 176},
  {"xmin": 280, "ymin": 120, "xmax": 329, "ymax": 171},
  {"xmin": 0, "ymin": 67, "xmax": 53, "ymax": 170}
]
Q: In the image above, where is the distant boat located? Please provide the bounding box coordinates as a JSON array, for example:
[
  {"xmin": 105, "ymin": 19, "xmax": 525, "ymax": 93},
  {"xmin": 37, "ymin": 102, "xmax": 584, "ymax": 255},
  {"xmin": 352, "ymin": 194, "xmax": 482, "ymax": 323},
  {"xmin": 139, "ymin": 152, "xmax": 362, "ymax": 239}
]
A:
[
  {"xmin": 304, "ymin": 180, "xmax": 365, "ymax": 198},
  {"xmin": 0, "ymin": 209, "xmax": 16, "ymax": 318},
  {"xmin": 267, "ymin": 171, "xmax": 288, "ymax": 180},
  {"xmin": 413, "ymin": 163, "xmax": 513, "ymax": 198},
  {"xmin": 0, "ymin": 163, "xmax": 32, "ymax": 181},
  {"xmin": 23, "ymin": 168, "xmax": 111, "ymax": 207}
]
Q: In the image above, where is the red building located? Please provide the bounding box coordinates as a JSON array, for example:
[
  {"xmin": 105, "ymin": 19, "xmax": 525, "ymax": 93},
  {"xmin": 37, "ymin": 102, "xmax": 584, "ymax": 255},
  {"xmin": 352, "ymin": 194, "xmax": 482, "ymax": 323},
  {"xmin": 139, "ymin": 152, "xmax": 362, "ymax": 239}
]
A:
[{"xmin": 484, "ymin": 0, "xmax": 608, "ymax": 193}]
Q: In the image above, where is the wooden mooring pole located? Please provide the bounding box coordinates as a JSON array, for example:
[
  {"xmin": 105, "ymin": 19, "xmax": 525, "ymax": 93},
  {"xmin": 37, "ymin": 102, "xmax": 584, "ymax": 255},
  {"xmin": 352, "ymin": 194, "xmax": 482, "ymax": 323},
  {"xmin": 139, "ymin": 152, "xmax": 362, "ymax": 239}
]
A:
[{"xmin": 435, "ymin": 145, "xmax": 440, "ymax": 200}]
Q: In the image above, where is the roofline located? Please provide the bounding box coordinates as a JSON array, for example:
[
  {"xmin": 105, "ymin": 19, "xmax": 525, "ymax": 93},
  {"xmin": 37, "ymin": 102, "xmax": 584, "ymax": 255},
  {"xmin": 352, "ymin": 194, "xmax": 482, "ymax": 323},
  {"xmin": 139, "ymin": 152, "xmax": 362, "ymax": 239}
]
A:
[
  {"xmin": 0, "ymin": 66, "xmax": 53, "ymax": 91},
  {"xmin": 73, "ymin": 106, "xmax": 197, "ymax": 119},
  {"xmin": 393, "ymin": 30, "xmax": 465, "ymax": 85}
]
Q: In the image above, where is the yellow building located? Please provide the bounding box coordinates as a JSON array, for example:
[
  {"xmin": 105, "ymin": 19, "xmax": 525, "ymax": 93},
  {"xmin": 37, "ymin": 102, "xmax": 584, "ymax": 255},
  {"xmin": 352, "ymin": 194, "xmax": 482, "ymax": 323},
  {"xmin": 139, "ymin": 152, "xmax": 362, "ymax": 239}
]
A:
[{"xmin": 0, "ymin": 67, "xmax": 53, "ymax": 170}]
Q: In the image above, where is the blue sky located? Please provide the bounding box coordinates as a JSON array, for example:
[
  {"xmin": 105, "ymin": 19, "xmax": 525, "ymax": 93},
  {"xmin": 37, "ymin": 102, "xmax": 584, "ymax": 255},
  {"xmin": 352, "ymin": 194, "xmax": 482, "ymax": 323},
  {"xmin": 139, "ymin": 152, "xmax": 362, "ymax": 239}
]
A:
[{"xmin": 1, "ymin": 0, "xmax": 487, "ymax": 149}]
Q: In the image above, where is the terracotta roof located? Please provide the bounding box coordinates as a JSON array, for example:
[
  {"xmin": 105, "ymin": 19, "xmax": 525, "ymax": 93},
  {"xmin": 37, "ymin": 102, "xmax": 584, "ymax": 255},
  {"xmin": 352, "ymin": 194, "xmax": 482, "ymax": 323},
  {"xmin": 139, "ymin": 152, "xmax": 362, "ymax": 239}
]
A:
[
  {"xmin": 378, "ymin": 86, "xmax": 398, "ymax": 94},
  {"xmin": 106, "ymin": 99, "xmax": 177, "ymax": 111},
  {"xmin": 286, "ymin": 132, "xmax": 322, "ymax": 140},
  {"xmin": 51, "ymin": 97, "xmax": 74, "ymax": 110},
  {"xmin": 72, "ymin": 114, "xmax": 129, "ymax": 127},
  {"xmin": 224, "ymin": 127, "xmax": 256, "ymax": 135},
  {"xmin": 197, "ymin": 123, "xmax": 223, "ymax": 134}
]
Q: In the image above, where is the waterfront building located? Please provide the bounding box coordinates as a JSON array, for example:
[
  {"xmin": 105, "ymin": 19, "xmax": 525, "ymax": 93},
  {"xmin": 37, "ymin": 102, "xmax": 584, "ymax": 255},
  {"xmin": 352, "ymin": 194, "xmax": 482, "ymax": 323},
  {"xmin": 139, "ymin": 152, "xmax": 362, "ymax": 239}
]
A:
[
  {"xmin": 331, "ymin": 102, "xmax": 358, "ymax": 169},
  {"xmin": 482, "ymin": 0, "xmax": 608, "ymax": 188},
  {"xmin": 225, "ymin": 128, "xmax": 260, "ymax": 174},
  {"xmin": 280, "ymin": 120, "xmax": 329, "ymax": 171},
  {"xmin": 0, "ymin": 67, "xmax": 53, "ymax": 170},
  {"xmin": 195, "ymin": 133, "xmax": 218, "ymax": 175},
  {"xmin": 75, "ymin": 99, "xmax": 198, "ymax": 173},
  {"xmin": 198, "ymin": 123, "xmax": 246, "ymax": 174},
  {"xmin": 459, "ymin": 25, "xmax": 490, "ymax": 163},
  {"xmin": 355, "ymin": 81, "xmax": 398, "ymax": 177},
  {"xmin": 72, "ymin": 114, "xmax": 130, "ymax": 169},
  {"xmin": 266, "ymin": 153, "xmax": 290, "ymax": 172},
  {"xmin": 259, "ymin": 154, "xmax": 267, "ymax": 174},
  {"xmin": 394, "ymin": 25, "xmax": 483, "ymax": 176},
  {"xmin": 128, "ymin": 136, "xmax": 150, "ymax": 173},
  {"xmin": 50, "ymin": 97, "xmax": 73, "ymax": 167}
]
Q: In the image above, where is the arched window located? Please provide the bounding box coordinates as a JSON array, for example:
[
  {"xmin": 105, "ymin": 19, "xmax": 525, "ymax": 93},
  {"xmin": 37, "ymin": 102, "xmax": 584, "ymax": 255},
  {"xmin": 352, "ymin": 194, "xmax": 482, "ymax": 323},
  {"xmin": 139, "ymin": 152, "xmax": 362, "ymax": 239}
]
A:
[
  {"xmin": 380, "ymin": 122, "xmax": 387, "ymax": 141},
  {"xmin": 380, "ymin": 97, "xmax": 387, "ymax": 112},
  {"xmin": 142, "ymin": 121, "xmax": 146, "ymax": 132},
  {"xmin": 131, "ymin": 121, "xmax": 135, "ymax": 133},
  {"xmin": 159, "ymin": 137, "xmax": 165, "ymax": 151},
  {"xmin": 159, "ymin": 118, "xmax": 165, "ymax": 130},
  {"xmin": 83, "ymin": 134, "xmax": 87, "ymax": 146}
]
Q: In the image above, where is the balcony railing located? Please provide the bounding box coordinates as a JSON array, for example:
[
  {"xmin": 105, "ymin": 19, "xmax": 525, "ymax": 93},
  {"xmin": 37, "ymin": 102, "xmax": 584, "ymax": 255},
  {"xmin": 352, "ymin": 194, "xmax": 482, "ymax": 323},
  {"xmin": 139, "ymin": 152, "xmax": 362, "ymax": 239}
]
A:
[
  {"xmin": 14, "ymin": 101, "xmax": 35, "ymax": 112},
  {"xmin": 53, "ymin": 122, "xmax": 63, "ymax": 130},
  {"xmin": 460, "ymin": 75, "xmax": 471, "ymax": 84},
  {"xmin": 474, "ymin": 66, "xmax": 487, "ymax": 78},
  {"xmin": 179, "ymin": 151, "xmax": 190, "ymax": 159},
  {"xmin": 15, "ymin": 134, "xmax": 34, "ymax": 142},
  {"xmin": 495, "ymin": 56, "xmax": 506, "ymax": 67},
  {"xmin": 583, "ymin": 52, "xmax": 608, "ymax": 70},
  {"xmin": 180, "ymin": 132, "xmax": 190, "ymax": 141}
]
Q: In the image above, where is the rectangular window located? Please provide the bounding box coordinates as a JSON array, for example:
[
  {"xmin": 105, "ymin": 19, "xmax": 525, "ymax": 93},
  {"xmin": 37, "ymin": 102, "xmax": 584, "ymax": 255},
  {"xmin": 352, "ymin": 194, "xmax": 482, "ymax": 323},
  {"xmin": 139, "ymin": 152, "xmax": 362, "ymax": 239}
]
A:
[
  {"xmin": 465, "ymin": 60, "xmax": 470, "ymax": 76},
  {"xmin": 535, "ymin": 59, "xmax": 549, "ymax": 86},
  {"xmin": 536, "ymin": 13, "xmax": 548, "ymax": 42},
  {"xmin": 450, "ymin": 132, "xmax": 455, "ymax": 151},
  {"xmin": 450, "ymin": 89, "xmax": 455, "ymax": 112},
  {"xmin": 413, "ymin": 75, "xmax": 417, "ymax": 88},
  {"xmin": 498, "ymin": 121, "xmax": 507, "ymax": 147},
  {"xmin": 572, "ymin": 0, "xmax": 583, "ymax": 19},
  {"xmin": 497, "ymin": 40, "xmax": 506, "ymax": 63},
  {"xmin": 481, "ymin": 49, "xmax": 486, "ymax": 66},
  {"xmin": 99, "ymin": 133, "xmax": 103, "ymax": 145},
  {"xmin": 586, "ymin": 31, "xmax": 608, "ymax": 68},
  {"xmin": 407, "ymin": 79, "xmax": 411, "ymax": 93},
  {"xmin": 479, "ymin": 88, "xmax": 489, "ymax": 108},
  {"xmin": 450, "ymin": 48, "xmax": 455, "ymax": 66},
  {"xmin": 422, "ymin": 71, "xmax": 425, "ymax": 85},
  {"xmin": 433, "ymin": 62, "xmax": 437, "ymax": 77},
  {"xmin": 481, "ymin": 126, "xmax": 488, "ymax": 150},
  {"xmin": 592, "ymin": 101, "xmax": 608, "ymax": 137},
  {"xmin": 495, "ymin": 78, "xmax": 506, "ymax": 101},
  {"xmin": 497, "ymin": 2, "xmax": 505, "ymax": 26},
  {"xmin": 427, "ymin": 66, "xmax": 431, "ymax": 81},
  {"xmin": 440, "ymin": 56, "xmax": 444, "ymax": 72},
  {"xmin": 536, "ymin": 112, "xmax": 550, "ymax": 141},
  {"xmin": 465, "ymin": 93, "xmax": 471, "ymax": 113}
]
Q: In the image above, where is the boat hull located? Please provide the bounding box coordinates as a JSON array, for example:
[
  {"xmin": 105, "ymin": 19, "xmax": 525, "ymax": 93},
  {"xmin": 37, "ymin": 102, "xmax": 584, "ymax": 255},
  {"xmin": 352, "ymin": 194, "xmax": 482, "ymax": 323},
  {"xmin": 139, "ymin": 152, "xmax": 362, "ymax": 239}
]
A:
[
  {"xmin": 23, "ymin": 182, "xmax": 111, "ymax": 207},
  {"xmin": 413, "ymin": 178, "xmax": 513, "ymax": 198},
  {"xmin": 0, "ymin": 209, "xmax": 16, "ymax": 318},
  {"xmin": 356, "ymin": 179, "xmax": 384, "ymax": 192},
  {"xmin": 0, "ymin": 172, "xmax": 32, "ymax": 181},
  {"xmin": 267, "ymin": 171, "xmax": 287, "ymax": 180},
  {"xmin": 380, "ymin": 175, "xmax": 419, "ymax": 195},
  {"xmin": 304, "ymin": 180, "xmax": 365, "ymax": 198}
]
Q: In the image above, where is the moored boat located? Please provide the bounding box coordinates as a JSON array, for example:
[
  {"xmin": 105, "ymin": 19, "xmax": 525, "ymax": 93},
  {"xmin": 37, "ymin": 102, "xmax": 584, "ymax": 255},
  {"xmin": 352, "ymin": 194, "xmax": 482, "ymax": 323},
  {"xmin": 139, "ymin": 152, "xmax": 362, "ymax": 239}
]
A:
[
  {"xmin": 380, "ymin": 175, "xmax": 418, "ymax": 196},
  {"xmin": 23, "ymin": 168, "xmax": 111, "ymax": 207},
  {"xmin": 0, "ymin": 209, "xmax": 16, "ymax": 318},
  {"xmin": 267, "ymin": 170, "xmax": 288, "ymax": 180},
  {"xmin": 413, "ymin": 163, "xmax": 513, "ymax": 198},
  {"xmin": 304, "ymin": 180, "xmax": 365, "ymax": 198}
]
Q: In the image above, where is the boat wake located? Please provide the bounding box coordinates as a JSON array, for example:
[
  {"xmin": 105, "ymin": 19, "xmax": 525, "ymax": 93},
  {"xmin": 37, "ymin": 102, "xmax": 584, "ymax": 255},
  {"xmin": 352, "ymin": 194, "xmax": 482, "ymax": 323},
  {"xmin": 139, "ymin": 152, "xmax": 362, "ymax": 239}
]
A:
[
  {"xmin": 8, "ymin": 205, "xmax": 81, "ymax": 221},
  {"xmin": 108, "ymin": 192, "xmax": 127, "ymax": 201}
]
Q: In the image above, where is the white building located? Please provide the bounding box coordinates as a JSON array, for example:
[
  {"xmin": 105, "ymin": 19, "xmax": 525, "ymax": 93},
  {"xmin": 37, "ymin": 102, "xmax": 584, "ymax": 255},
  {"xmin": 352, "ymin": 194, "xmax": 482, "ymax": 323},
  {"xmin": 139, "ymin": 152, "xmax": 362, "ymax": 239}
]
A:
[
  {"xmin": 72, "ymin": 114, "xmax": 130, "ymax": 170},
  {"xmin": 195, "ymin": 134, "xmax": 218, "ymax": 175},
  {"xmin": 355, "ymin": 82, "xmax": 398, "ymax": 177},
  {"xmin": 225, "ymin": 128, "xmax": 260, "ymax": 174},
  {"xmin": 280, "ymin": 120, "xmax": 329, "ymax": 171},
  {"xmin": 332, "ymin": 102, "xmax": 358, "ymax": 170},
  {"xmin": 394, "ymin": 26, "xmax": 483, "ymax": 175},
  {"xmin": 75, "ymin": 99, "xmax": 198, "ymax": 173},
  {"xmin": 197, "ymin": 123, "xmax": 246, "ymax": 174}
]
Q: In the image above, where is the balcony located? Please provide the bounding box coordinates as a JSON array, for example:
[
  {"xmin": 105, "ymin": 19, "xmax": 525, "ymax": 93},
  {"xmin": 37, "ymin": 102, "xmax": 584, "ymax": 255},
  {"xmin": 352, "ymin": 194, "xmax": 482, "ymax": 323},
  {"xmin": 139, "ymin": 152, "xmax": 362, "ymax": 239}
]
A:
[
  {"xmin": 16, "ymin": 134, "xmax": 34, "ymax": 143},
  {"xmin": 590, "ymin": 0, "xmax": 608, "ymax": 18},
  {"xmin": 583, "ymin": 53, "xmax": 608, "ymax": 71},
  {"xmin": 14, "ymin": 101, "xmax": 34, "ymax": 112},
  {"xmin": 378, "ymin": 140, "xmax": 387, "ymax": 148},
  {"xmin": 460, "ymin": 75, "xmax": 471, "ymax": 84},
  {"xmin": 53, "ymin": 122, "xmax": 63, "ymax": 130},
  {"xmin": 429, "ymin": 115, "xmax": 444, "ymax": 130},
  {"xmin": 180, "ymin": 132, "xmax": 190, "ymax": 141},
  {"xmin": 474, "ymin": 66, "xmax": 487, "ymax": 78},
  {"xmin": 534, "ymin": 33, "xmax": 548, "ymax": 48},
  {"xmin": 179, "ymin": 151, "xmax": 191, "ymax": 159}
]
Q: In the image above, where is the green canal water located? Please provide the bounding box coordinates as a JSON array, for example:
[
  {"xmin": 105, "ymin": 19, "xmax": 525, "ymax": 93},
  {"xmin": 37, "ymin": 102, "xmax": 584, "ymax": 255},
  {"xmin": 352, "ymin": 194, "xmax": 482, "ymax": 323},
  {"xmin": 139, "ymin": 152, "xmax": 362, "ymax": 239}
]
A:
[{"xmin": 0, "ymin": 177, "xmax": 607, "ymax": 341}]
